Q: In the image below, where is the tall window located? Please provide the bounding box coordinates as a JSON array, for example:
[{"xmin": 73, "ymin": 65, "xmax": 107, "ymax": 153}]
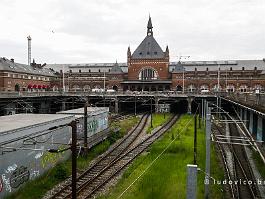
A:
[{"xmin": 139, "ymin": 68, "xmax": 158, "ymax": 80}]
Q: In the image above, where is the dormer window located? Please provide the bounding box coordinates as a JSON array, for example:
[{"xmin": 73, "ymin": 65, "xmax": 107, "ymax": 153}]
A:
[
  {"xmin": 99, "ymin": 69, "xmax": 101, "ymax": 72},
  {"xmin": 254, "ymin": 67, "xmax": 257, "ymax": 70},
  {"xmin": 242, "ymin": 67, "xmax": 244, "ymax": 71},
  {"xmin": 147, "ymin": 52, "xmax": 150, "ymax": 55},
  {"xmin": 230, "ymin": 67, "xmax": 232, "ymax": 71},
  {"xmin": 89, "ymin": 69, "xmax": 91, "ymax": 72},
  {"xmin": 206, "ymin": 67, "xmax": 208, "ymax": 71},
  {"xmin": 139, "ymin": 52, "xmax": 142, "ymax": 55},
  {"xmin": 79, "ymin": 69, "xmax": 81, "ymax": 73},
  {"xmin": 154, "ymin": 52, "xmax": 157, "ymax": 55}
]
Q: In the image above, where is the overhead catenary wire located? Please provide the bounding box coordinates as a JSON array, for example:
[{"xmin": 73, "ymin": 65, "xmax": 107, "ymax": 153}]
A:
[{"xmin": 117, "ymin": 108, "xmax": 198, "ymax": 199}]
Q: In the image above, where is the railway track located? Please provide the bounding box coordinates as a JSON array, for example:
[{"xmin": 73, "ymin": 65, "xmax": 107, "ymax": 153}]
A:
[
  {"xmin": 50, "ymin": 114, "xmax": 179, "ymax": 199},
  {"xmin": 49, "ymin": 113, "xmax": 149, "ymax": 199},
  {"xmin": 213, "ymin": 118, "xmax": 260, "ymax": 199},
  {"xmin": 212, "ymin": 124, "xmax": 237, "ymax": 198},
  {"xmin": 79, "ymin": 114, "xmax": 180, "ymax": 199}
]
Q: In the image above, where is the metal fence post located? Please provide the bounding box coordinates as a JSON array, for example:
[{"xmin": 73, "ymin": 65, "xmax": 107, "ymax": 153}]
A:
[{"xmin": 186, "ymin": 164, "xmax": 197, "ymax": 199}]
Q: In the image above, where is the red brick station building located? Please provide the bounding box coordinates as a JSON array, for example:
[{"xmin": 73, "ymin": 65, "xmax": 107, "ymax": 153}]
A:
[{"xmin": 1, "ymin": 16, "xmax": 265, "ymax": 93}]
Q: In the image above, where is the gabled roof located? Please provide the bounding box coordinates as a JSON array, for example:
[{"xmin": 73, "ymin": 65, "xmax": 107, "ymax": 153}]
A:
[
  {"xmin": 109, "ymin": 61, "xmax": 123, "ymax": 74},
  {"xmin": 172, "ymin": 61, "xmax": 185, "ymax": 73},
  {"xmin": 131, "ymin": 35, "xmax": 165, "ymax": 59},
  {"xmin": 0, "ymin": 57, "xmax": 55, "ymax": 76}
]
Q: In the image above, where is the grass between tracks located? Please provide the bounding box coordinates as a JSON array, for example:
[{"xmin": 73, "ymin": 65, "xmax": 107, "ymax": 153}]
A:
[
  {"xmin": 98, "ymin": 114, "xmax": 224, "ymax": 199},
  {"xmin": 4, "ymin": 116, "xmax": 140, "ymax": 199},
  {"xmin": 252, "ymin": 150, "xmax": 265, "ymax": 179},
  {"xmin": 146, "ymin": 113, "xmax": 172, "ymax": 134}
]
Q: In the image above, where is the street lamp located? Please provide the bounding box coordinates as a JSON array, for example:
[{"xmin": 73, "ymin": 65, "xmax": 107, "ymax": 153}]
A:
[
  {"xmin": 150, "ymin": 97, "xmax": 153, "ymax": 128},
  {"xmin": 182, "ymin": 66, "xmax": 185, "ymax": 94},
  {"xmin": 134, "ymin": 93, "xmax": 137, "ymax": 116}
]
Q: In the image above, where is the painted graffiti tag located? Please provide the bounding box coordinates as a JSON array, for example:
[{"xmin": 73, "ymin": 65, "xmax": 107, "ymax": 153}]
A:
[
  {"xmin": 9, "ymin": 166, "xmax": 30, "ymax": 189},
  {"xmin": 5, "ymin": 164, "xmax": 17, "ymax": 174},
  {"xmin": 30, "ymin": 170, "xmax": 40, "ymax": 179},
  {"xmin": 0, "ymin": 177, "xmax": 3, "ymax": 193},
  {"xmin": 1, "ymin": 174, "xmax": 11, "ymax": 193},
  {"xmin": 35, "ymin": 152, "xmax": 43, "ymax": 159},
  {"xmin": 88, "ymin": 119, "xmax": 98, "ymax": 133}
]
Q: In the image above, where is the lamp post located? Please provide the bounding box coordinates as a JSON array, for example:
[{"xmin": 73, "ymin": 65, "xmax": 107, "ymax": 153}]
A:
[
  {"xmin": 150, "ymin": 97, "xmax": 153, "ymax": 128},
  {"xmin": 134, "ymin": 93, "xmax": 137, "ymax": 116},
  {"xmin": 163, "ymin": 102, "xmax": 166, "ymax": 119},
  {"xmin": 182, "ymin": 66, "xmax": 185, "ymax": 94},
  {"xmin": 83, "ymin": 102, "xmax": 88, "ymax": 155}
]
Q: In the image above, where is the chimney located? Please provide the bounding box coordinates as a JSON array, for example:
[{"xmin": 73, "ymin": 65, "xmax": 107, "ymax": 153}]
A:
[
  {"xmin": 27, "ymin": 35, "xmax": 32, "ymax": 66},
  {"xmin": 10, "ymin": 58, "xmax": 14, "ymax": 63}
]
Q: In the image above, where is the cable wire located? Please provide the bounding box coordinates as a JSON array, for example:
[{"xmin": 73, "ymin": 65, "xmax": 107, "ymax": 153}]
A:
[{"xmin": 117, "ymin": 110, "xmax": 198, "ymax": 198}]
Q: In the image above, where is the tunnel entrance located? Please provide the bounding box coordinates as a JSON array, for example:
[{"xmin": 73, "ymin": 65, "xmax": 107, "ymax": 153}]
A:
[{"xmin": 170, "ymin": 100, "xmax": 188, "ymax": 114}]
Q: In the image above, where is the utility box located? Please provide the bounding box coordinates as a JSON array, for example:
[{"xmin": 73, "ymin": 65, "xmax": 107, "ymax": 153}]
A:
[{"xmin": 0, "ymin": 114, "xmax": 75, "ymax": 198}]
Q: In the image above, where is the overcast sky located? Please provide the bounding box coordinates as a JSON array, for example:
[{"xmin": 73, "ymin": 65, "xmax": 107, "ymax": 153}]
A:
[{"xmin": 0, "ymin": 0, "xmax": 264, "ymax": 64}]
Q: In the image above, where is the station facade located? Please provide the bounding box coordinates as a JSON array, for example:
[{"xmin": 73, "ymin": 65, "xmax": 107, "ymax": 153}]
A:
[
  {"xmin": 1, "ymin": 16, "xmax": 265, "ymax": 93},
  {"xmin": 47, "ymin": 16, "xmax": 265, "ymax": 93}
]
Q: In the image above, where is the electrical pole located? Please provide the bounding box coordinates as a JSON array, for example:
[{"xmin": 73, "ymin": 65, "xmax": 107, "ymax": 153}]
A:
[
  {"xmin": 182, "ymin": 67, "xmax": 185, "ymax": 94},
  {"xmin": 62, "ymin": 65, "xmax": 65, "ymax": 93},
  {"xmin": 69, "ymin": 120, "xmax": 77, "ymax": 199},
  {"xmin": 198, "ymin": 103, "xmax": 201, "ymax": 129},
  {"xmin": 194, "ymin": 113, "xmax": 197, "ymax": 165},
  {"xmin": 163, "ymin": 102, "xmax": 166, "ymax": 119},
  {"xmin": 217, "ymin": 64, "xmax": 220, "ymax": 93},
  {"xmin": 150, "ymin": 98, "xmax": 153, "ymax": 128},
  {"xmin": 134, "ymin": 94, "xmax": 137, "ymax": 116},
  {"xmin": 84, "ymin": 102, "xmax": 88, "ymax": 155}
]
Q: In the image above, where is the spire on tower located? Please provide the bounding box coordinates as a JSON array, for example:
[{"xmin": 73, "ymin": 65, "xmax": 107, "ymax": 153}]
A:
[{"xmin": 147, "ymin": 15, "xmax": 153, "ymax": 36}]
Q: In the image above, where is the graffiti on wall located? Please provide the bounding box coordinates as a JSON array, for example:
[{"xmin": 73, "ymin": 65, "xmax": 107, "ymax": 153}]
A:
[
  {"xmin": 0, "ymin": 177, "xmax": 3, "ymax": 192},
  {"xmin": 9, "ymin": 166, "xmax": 30, "ymax": 189},
  {"xmin": 1, "ymin": 174, "xmax": 11, "ymax": 193},
  {"xmin": 88, "ymin": 119, "xmax": 99, "ymax": 133}
]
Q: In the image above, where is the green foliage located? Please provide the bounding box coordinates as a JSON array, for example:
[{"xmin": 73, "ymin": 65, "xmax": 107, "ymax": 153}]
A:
[
  {"xmin": 54, "ymin": 164, "xmax": 68, "ymax": 180},
  {"xmin": 147, "ymin": 113, "xmax": 171, "ymax": 134},
  {"xmin": 99, "ymin": 114, "xmax": 224, "ymax": 199},
  {"xmin": 252, "ymin": 150, "xmax": 265, "ymax": 179}
]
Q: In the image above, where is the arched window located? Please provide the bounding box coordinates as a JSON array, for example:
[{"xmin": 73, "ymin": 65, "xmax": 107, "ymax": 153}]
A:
[
  {"xmin": 138, "ymin": 68, "xmax": 158, "ymax": 80},
  {"xmin": 226, "ymin": 84, "xmax": 235, "ymax": 92},
  {"xmin": 239, "ymin": 84, "xmax": 248, "ymax": 93},
  {"xmin": 187, "ymin": 84, "xmax": 196, "ymax": 92},
  {"xmin": 72, "ymin": 85, "xmax": 80, "ymax": 92},
  {"xmin": 113, "ymin": 85, "xmax": 118, "ymax": 91},
  {"xmin": 176, "ymin": 85, "xmax": 183, "ymax": 92},
  {"xmin": 83, "ymin": 85, "xmax": 91, "ymax": 91}
]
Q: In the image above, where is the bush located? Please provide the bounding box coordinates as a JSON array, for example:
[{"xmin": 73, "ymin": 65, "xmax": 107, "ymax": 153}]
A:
[{"xmin": 54, "ymin": 164, "xmax": 68, "ymax": 180}]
